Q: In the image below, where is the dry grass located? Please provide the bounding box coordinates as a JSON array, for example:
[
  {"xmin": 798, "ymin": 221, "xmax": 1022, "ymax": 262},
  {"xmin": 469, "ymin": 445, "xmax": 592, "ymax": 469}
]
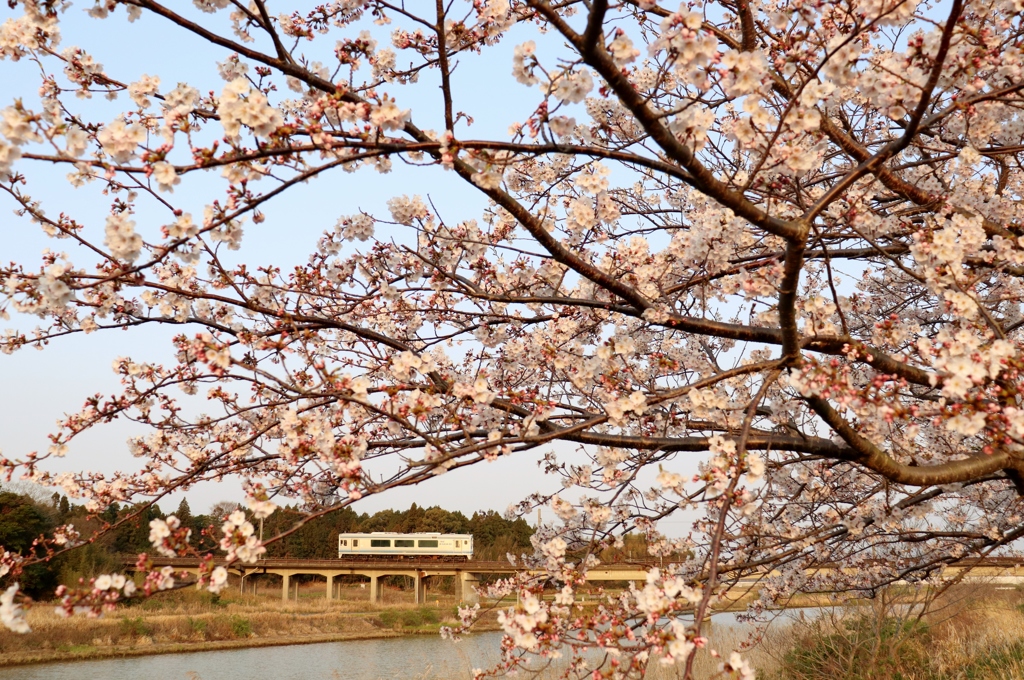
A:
[
  {"xmin": 0, "ymin": 583, "xmax": 472, "ymax": 664},
  {"xmin": 924, "ymin": 586, "xmax": 1024, "ymax": 680},
  {"xmin": 758, "ymin": 584, "xmax": 1024, "ymax": 680}
]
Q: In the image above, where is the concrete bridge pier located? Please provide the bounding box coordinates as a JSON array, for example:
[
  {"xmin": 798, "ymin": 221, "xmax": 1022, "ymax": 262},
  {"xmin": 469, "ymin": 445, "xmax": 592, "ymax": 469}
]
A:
[
  {"xmin": 326, "ymin": 574, "xmax": 334, "ymax": 600},
  {"xmin": 414, "ymin": 572, "xmax": 426, "ymax": 605},
  {"xmin": 281, "ymin": 572, "xmax": 290, "ymax": 601},
  {"xmin": 460, "ymin": 572, "xmax": 480, "ymax": 604},
  {"xmin": 369, "ymin": 574, "xmax": 381, "ymax": 604}
]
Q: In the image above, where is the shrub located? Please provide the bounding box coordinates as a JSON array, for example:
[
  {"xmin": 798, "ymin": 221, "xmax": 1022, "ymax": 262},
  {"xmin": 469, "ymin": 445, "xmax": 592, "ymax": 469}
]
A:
[
  {"xmin": 779, "ymin": 614, "xmax": 931, "ymax": 680},
  {"xmin": 118, "ymin": 616, "xmax": 153, "ymax": 638},
  {"xmin": 230, "ymin": 615, "xmax": 252, "ymax": 637},
  {"xmin": 378, "ymin": 607, "xmax": 440, "ymax": 629}
]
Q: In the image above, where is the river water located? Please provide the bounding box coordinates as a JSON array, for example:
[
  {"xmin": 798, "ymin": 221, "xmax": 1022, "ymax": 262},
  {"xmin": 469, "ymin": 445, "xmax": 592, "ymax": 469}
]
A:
[
  {"xmin": 1, "ymin": 612, "xmax": 771, "ymax": 680},
  {"xmin": 2, "ymin": 633, "xmax": 509, "ymax": 680}
]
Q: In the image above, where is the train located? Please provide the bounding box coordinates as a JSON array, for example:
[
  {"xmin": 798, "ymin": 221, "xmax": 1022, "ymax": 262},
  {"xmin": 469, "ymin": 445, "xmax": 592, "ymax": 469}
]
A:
[{"xmin": 337, "ymin": 532, "xmax": 474, "ymax": 561}]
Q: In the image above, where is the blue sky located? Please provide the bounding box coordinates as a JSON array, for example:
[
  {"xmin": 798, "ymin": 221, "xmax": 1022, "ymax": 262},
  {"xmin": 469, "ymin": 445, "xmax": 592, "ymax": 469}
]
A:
[{"xmin": 0, "ymin": 3, "xmax": 560, "ymax": 517}]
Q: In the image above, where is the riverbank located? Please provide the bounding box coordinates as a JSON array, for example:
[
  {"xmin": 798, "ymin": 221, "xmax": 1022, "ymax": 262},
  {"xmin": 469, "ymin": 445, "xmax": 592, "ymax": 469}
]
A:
[
  {"xmin": 0, "ymin": 631, "xmax": 403, "ymax": 667},
  {"xmin": 9, "ymin": 582, "xmax": 1024, "ymax": 678},
  {"xmin": 0, "ymin": 585, "xmax": 501, "ymax": 668}
]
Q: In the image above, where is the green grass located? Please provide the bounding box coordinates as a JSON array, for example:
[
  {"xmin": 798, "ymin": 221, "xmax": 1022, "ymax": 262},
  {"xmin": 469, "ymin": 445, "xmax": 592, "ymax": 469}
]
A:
[{"xmin": 377, "ymin": 607, "xmax": 442, "ymax": 629}]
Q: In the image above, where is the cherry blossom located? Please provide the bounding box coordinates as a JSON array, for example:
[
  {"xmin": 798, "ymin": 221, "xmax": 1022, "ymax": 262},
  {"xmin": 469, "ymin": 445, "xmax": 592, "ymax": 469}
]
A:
[
  {"xmin": 2, "ymin": 0, "xmax": 1024, "ymax": 677},
  {"xmin": 0, "ymin": 584, "xmax": 29, "ymax": 633}
]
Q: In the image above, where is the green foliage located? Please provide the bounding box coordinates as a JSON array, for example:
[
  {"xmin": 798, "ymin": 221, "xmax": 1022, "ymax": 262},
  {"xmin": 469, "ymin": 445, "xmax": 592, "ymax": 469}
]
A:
[
  {"xmin": 119, "ymin": 616, "xmax": 153, "ymax": 638},
  {"xmin": 0, "ymin": 490, "xmax": 57, "ymax": 597},
  {"xmin": 773, "ymin": 614, "xmax": 933, "ymax": 680},
  {"xmin": 378, "ymin": 607, "xmax": 441, "ymax": 629},
  {"xmin": 229, "ymin": 615, "xmax": 252, "ymax": 637},
  {"xmin": 0, "ymin": 488, "xmax": 153, "ymax": 598},
  {"xmin": 52, "ymin": 541, "xmax": 120, "ymax": 587},
  {"xmin": 0, "ymin": 491, "xmax": 51, "ymax": 553},
  {"xmin": 110, "ymin": 502, "xmax": 164, "ymax": 555},
  {"xmin": 175, "ymin": 497, "xmax": 192, "ymax": 524}
]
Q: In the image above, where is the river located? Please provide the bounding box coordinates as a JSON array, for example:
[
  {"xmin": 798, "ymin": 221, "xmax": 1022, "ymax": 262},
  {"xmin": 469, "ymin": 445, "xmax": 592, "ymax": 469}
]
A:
[{"xmin": 1, "ymin": 611, "xmax": 773, "ymax": 680}]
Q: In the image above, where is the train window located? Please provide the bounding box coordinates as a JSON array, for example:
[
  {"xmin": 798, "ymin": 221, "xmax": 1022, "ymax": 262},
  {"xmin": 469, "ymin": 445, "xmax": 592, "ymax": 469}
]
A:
[
  {"xmin": 418, "ymin": 540, "xmax": 439, "ymax": 548},
  {"xmin": 370, "ymin": 539, "xmax": 391, "ymax": 547},
  {"xmin": 353, "ymin": 540, "xmax": 358, "ymax": 547},
  {"xmin": 455, "ymin": 541, "xmax": 461, "ymax": 548},
  {"xmin": 395, "ymin": 539, "xmax": 414, "ymax": 547},
  {"xmin": 340, "ymin": 539, "xmax": 348, "ymax": 546}
]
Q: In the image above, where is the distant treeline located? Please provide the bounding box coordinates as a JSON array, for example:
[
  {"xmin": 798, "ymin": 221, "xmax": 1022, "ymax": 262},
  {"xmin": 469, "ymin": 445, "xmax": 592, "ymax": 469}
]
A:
[
  {"xmin": 259, "ymin": 503, "xmax": 535, "ymax": 561},
  {"xmin": 0, "ymin": 487, "xmax": 533, "ymax": 598}
]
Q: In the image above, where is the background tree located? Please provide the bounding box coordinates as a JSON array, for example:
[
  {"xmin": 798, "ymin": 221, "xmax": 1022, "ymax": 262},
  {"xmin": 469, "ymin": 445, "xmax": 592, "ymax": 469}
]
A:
[
  {"xmin": 57, "ymin": 495, "xmax": 70, "ymax": 520},
  {"xmin": 110, "ymin": 503, "xmax": 164, "ymax": 556},
  {"xmin": 0, "ymin": 489, "xmax": 119, "ymax": 597},
  {"xmin": 0, "ymin": 491, "xmax": 56, "ymax": 598},
  {"xmin": 175, "ymin": 498, "xmax": 192, "ymax": 526},
  {"xmin": 2, "ymin": 0, "xmax": 1024, "ymax": 677}
]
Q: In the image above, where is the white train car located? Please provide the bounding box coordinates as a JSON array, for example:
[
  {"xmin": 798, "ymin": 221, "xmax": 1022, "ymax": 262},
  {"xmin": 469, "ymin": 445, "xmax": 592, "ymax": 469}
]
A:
[{"xmin": 337, "ymin": 532, "xmax": 474, "ymax": 560}]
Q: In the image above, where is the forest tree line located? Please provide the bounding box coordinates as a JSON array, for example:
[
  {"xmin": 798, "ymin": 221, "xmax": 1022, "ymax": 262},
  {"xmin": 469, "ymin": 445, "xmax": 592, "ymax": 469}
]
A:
[{"xmin": 0, "ymin": 486, "xmax": 533, "ymax": 598}]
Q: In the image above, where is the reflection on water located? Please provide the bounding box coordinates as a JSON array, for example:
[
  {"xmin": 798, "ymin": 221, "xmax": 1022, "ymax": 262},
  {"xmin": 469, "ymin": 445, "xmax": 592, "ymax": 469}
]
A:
[{"xmin": 1, "ymin": 611, "xmax": 776, "ymax": 680}]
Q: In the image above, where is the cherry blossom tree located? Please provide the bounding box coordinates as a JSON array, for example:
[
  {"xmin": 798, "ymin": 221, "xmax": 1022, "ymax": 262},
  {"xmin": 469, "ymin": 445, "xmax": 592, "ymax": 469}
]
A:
[{"xmin": 2, "ymin": 0, "xmax": 1024, "ymax": 676}]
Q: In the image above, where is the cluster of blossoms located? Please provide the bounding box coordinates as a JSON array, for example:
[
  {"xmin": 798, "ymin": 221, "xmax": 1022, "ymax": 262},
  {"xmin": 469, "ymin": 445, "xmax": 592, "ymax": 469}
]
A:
[
  {"xmin": 104, "ymin": 213, "xmax": 143, "ymax": 262},
  {"xmin": 634, "ymin": 568, "xmax": 703, "ymax": 622},
  {"xmin": 148, "ymin": 515, "xmax": 192, "ymax": 558},
  {"xmin": 0, "ymin": 584, "xmax": 29, "ymax": 633},
  {"xmin": 206, "ymin": 566, "xmax": 230, "ymax": 594},
  {"xmin": 218, "ymin": 78, "xmax": 283, "ymax": 139},
  {"xmin": 496, "ymin": 590, "xmax": 549, "ymax": 651},
  {"xmin": 92, "ymin": 573, "xmax": 135, "ymax": 596},
  {"xmin": 52, "ymin": 572, "xmax": 139, "ymax": 621},
  {"xmin": 219, "ymin": 510, "xmax": 265, "ymax": 563},
  {"xmin": 97, "ymin": 119, "xmax": 145, "ymax": 164},
  {"xmin": 0, "ymin": 104, "xmax": 36, "ymax": 179},
  {"xmin": 153, "ymin": 566, "xmax": 177, "ymax": 591}
]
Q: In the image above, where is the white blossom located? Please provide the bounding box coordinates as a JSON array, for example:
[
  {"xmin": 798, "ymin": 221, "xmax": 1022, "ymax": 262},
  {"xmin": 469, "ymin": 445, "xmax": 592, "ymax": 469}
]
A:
[
  {"xmin": 218, "ymin": 78, "xmax": 282, "ymax": 139},
  {"xmin": 0, "ymin": 584, "xmax": 29, "ymax": 633},
  {"xmin": 97, "ymin": 119, "xmax": 145, "ymax": 164},
  {"xmin": 104, "ymin": 214, "xmax": 143, "ymax": 262}
]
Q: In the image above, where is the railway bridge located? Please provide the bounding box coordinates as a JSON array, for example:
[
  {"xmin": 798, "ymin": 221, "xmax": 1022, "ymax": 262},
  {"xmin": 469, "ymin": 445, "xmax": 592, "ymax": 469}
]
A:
[
  {"xmin": 125, "ymin": 557, "xmax": 1024, "ymax": 605},
  {"xmin": 125, "ymin": 557, "xmax": 651, "ymax": 604}
]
